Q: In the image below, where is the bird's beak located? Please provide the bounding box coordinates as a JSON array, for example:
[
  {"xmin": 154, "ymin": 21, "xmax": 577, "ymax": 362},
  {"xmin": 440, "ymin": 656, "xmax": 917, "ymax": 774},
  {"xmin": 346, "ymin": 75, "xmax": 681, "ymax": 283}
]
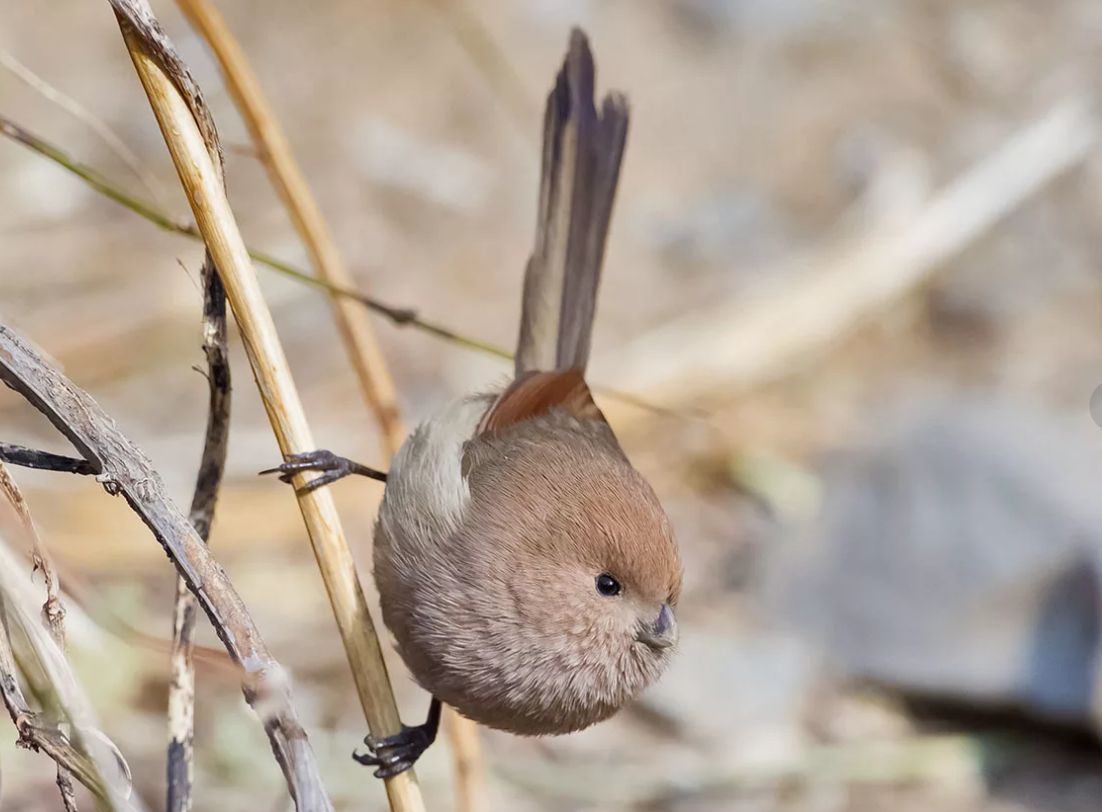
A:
[{"xmin": 636, "ymin": 603, "xmax": 678, "ymax": 650}]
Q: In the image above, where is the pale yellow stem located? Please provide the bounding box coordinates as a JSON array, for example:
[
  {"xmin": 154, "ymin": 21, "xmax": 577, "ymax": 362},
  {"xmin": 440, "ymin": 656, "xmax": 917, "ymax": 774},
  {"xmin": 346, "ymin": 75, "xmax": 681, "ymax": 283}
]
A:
[
  {"xmin": 175, "ymin": 0, "xmax": 403, "ymax": 460},
  {"xmin": 171, "ymin": 0, "xmax": 485, "ymax": 805},
  {"xmin": 116, "ymin": 24, "xmax": 425, "ymax": 812}
]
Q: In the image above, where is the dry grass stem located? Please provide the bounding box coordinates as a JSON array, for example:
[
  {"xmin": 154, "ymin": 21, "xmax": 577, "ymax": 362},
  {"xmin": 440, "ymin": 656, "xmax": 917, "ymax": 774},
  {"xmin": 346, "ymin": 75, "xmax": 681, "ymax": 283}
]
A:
[
  {"xmin": 0, "ymin": 465, "xmax": 67, "ymax": 652},
  {"xmin": 2, "ymin": 467, "xmax": 77, "ymax": 811},
  {"xmin": 0, "ymin": 587, "xmax": 115, "ymax": 809},
  {"xmin": 0, "ymin": 465, "xmax": 136, "ymax": 811},
  {"xmin": 443, "ymin": 706, "xmax": 487, "ymax": 812},
  {"xmin": 174, "ymin": 0, "xmax": 484, "ymax": 803},
  {"xmin": 0, "ymin": 465, "xmax": 83, "ymax": 811},
  {"xmin": 176, "ymin": 0, "xmax": 404, "ymax": 460},
  {"xmin": 591, "ymin": 96, "xmax": 1101, "ymax": 422},
  {"xmin": 105, "ymin": 1, "xmax": 425, "ymax": 809}
]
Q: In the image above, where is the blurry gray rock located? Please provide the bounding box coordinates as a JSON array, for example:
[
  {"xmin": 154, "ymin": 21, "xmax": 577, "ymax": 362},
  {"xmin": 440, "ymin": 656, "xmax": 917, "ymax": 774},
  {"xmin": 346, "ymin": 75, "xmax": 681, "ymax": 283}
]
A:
[
  {"xmin": 765, "ymin": 396, "xmax": 1102, "ymax": 728},
  {"xmin": 641, "ymin": 628, "xmax": 817, "ymax": 755}
]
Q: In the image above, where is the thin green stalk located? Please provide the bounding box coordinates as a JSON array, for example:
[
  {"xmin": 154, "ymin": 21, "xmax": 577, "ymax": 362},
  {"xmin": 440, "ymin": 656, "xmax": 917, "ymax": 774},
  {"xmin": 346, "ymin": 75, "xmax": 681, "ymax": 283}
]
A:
[
  {"xmin": 0, "ymin": 113, "xmax": 695, "ymax": 416},
  {"xmin": 0, "ymin": 113, "xmax": 510, "ymax": 359}
]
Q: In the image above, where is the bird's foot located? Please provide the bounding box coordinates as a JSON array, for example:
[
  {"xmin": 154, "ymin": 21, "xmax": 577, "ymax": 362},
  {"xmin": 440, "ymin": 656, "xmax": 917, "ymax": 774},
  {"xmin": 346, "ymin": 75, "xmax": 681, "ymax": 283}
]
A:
[
  {"xmin": 353, "ymin": 725, "xmax": 435, "ymax": 779},
  {"xmin": 352, "ymin": 698, "xmax": 441, "ymax": 779},
  {"xmin": 259, "ymin": 449, "xmax": 386, "ymax": 493}
]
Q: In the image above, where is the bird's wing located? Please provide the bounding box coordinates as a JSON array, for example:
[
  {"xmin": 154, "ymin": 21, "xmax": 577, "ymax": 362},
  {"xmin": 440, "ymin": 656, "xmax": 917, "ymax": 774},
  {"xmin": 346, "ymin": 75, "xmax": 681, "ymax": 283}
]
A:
[{"xmin": 477, "ymin": 368, "xmax": 606, "ymax": 436}]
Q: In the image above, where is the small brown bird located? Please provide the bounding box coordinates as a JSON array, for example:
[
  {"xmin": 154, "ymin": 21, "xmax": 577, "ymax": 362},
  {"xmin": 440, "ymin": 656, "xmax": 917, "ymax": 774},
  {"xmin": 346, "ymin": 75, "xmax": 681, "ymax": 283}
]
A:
[{"xmin": 265, "ymin": 28, "xmax": 682, "ymax": 776}]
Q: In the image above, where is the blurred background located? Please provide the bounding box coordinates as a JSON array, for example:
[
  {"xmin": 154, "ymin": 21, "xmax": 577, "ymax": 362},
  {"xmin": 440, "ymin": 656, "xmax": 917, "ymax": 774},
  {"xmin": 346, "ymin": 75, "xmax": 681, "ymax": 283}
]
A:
[{"xmin": 4, "ymin": 0, "xmax": 1102, "ymax": 810}]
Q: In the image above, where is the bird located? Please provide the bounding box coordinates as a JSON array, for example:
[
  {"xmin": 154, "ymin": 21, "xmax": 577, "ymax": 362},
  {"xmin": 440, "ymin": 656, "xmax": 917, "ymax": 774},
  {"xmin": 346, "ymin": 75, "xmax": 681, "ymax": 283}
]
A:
[{"xmin": 263, "ymin": 27, "xmax": 683, "ymax": 778}]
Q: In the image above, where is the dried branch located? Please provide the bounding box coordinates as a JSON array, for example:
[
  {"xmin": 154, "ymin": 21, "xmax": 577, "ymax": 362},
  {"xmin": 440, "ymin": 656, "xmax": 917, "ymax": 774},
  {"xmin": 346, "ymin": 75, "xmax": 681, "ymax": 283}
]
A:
[
  {"xmin": 104, "ymin": 2, "xmax": 426, "ymax": 810},
  {"xmin": 0, "ymin": 464, "xmax": 81, "ymax": 810},
  {"xmin": 0, "ymin": 323, "xmax": 332, "ymax": 811},
  {"xmin": 0, "ymin": 469, "xmax": 66, "ymax": 654},
  {"xmin": 0, "ymin": 590, "xmax": 111, "ymax": 806},
  {"xmin": 0, "ymin": 47, "xmax": 168, "ymax": 206},
  {"xmin": 0, "ymin": 465, "xmax": 137, "ymax": 810},
  {"xmin": 166, "ymin": 573, "xmax": 196, "ymax": 811},
  {"xmin": 168, "ymin": 257, "xmax": 231, "ymax": 811},
  {"xmin": 14, "ymin": 443, "xmax": 80, "ymax": 812},
  {"xmin": 176, "ymin": 0, "xmax": 403, "ymax": 459},
  {"xmin": 172, "ymin": 1, "xmax": 483, "ymax": 805},
  {"xmin": 0, "ymin": 443, "xmax": 96, "ymax": 476}
]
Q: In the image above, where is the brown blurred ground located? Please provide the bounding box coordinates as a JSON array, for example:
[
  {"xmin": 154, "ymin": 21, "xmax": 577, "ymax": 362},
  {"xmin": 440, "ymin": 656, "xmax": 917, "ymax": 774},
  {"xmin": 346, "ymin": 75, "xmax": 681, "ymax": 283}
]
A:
[{"xmin": 4, "ymin": 1, "xmax": 1102, "ymax": 810}]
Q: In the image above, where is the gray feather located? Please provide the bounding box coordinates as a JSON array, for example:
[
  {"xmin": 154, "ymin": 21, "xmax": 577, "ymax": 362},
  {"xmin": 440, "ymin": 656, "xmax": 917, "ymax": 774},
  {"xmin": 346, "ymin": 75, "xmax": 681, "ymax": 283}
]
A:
[{"xmin": 515, "ymin": 29, "xmax": 629, "ymax": 377}]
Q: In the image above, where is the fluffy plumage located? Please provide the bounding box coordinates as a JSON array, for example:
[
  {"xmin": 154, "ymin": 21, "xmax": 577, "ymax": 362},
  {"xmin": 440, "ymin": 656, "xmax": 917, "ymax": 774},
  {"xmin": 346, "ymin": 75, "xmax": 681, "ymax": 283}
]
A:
[{"xmin": 373, "ymin": 29, "xmax": 683, "ymax": 736}]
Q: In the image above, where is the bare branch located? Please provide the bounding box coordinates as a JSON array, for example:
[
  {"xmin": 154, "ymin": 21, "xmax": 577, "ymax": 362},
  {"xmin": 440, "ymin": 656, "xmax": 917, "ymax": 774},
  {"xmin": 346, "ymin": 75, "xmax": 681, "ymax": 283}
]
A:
[
  {"xmin": 0, "ymin": 443, "xmax": 96, "ymax": 476},
  {"xmin": 0, "ymin": 323, "xmax": 332, "ymax": 812},
  {"xmin": 168, "ymin": 253, "xmax": 231, "ymax": 811}
]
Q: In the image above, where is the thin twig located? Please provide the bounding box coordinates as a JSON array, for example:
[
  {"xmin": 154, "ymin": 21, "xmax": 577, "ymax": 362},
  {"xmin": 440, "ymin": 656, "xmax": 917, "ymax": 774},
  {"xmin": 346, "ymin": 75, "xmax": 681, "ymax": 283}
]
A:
[
  {"xmin": 104, "ymin": 2, "xmax": 426, "ymax": 810},
  {"xmin": 0, "ymin": 47, "xmax": 169, "ymax": 206},
  {"xmin": 172, "ymin": 1, "xmax": 483, "ymax": 805},
  {"xmin": 0, "ymin": 323, "xmax": 333, "ymax": 810},
  {"xmin": 176, "ymin": 0, "xmax": 403, "ymax": 459},
  {"xmin": 0, "ymin": 443, "xmax": 97, "ymax": 476},
  {"xmin": 0, "ymin": 470, "xmax": 65, "ymax": 657},
  {"xmin": 0, "ymin": 464, "xmax": 80, "ymax": 811},
  {"xmin": 0, "ymin": 115, "xmax": 695, "ymax": 420},
  {"xmin": 168, "ymin": 257, "xmax": 231, "ymax": 809},
  {"xmin": 0, "ymin": 113, "xmax": 507, "ymax": 358}
]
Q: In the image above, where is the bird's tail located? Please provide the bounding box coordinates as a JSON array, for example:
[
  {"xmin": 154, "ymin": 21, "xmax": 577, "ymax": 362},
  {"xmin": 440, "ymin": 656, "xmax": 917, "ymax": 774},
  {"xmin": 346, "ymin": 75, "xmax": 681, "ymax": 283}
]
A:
[{"xmin": 514, "ymin": 29, "xmax": 629, "ymax": 378}]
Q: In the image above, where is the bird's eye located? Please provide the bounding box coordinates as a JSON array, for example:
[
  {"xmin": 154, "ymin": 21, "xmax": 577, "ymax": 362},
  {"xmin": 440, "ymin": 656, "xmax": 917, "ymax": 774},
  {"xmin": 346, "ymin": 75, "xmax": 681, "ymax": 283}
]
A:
[{"xmin": 595, "ymin": 573, "xmax": 621, "ymax": 597}]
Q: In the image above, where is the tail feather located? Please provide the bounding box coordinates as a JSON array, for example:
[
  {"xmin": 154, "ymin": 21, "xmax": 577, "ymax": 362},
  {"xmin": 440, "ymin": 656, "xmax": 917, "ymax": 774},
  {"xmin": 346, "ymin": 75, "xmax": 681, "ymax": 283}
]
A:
[{"xmin": 515, "ymin": 29, "xmax": 629, "ymax": 378}]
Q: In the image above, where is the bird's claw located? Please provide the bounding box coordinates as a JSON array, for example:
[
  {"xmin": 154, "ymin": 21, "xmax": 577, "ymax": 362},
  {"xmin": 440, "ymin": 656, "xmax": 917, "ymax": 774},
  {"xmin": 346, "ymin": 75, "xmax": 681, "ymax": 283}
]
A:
[
  {"xmin": 352, "ymin": 725, "xmax": 434, "ymax": 779},
  {"xmin": 259, "ymin": 449, "xmax": 364, "ymax": 494}
]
